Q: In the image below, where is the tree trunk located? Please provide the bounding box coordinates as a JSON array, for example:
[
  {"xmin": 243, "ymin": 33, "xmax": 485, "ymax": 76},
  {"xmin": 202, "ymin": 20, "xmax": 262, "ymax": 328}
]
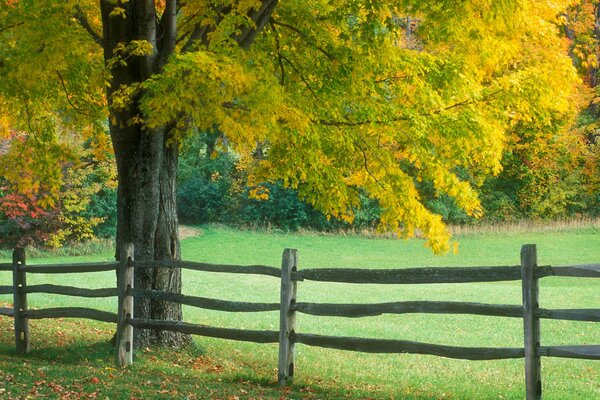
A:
[
  {"xmin": 101, "ymin": 0, "xmax": 190, "ymax": 349},
  {"xmin": 111, "ymin": 121, "xmax": 191, "ymax": 349},
  {"xmin": 99, "ymin": 0, "xmax": 277, "ymax": 348}
]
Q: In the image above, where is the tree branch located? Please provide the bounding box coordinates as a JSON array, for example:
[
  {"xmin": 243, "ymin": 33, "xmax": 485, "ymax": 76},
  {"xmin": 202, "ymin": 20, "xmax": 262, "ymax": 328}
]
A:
[
  {"xmin": 271, "ymin": 19, "xmax": 333, "ymax": 60},
  {"xmin": 355, "ymin": 140, "xmax": 385, "ymax": 188},
  {"xmin": 0, "ymin": 21, "xmax": 24, "ymax": 34},
  {"xmin": 181, "ymin": 19, "xmax": 214, "ymax": 53},
  {"xmin": 315, "ymin": 88, "xmax": 505, "ymax": 127},
  {"xmin": 157, "ymin": 0, "xmax": 177, "ymax": 68},
  {"xmin": 56, "ymin": 71, "xmax": 90, "ymax": 116},
  {"xmin": 73, "ymin": 5, "xmax": 103, "ymax": 46},
  {"xmin": 269, "ymin": 21, "xmax": 285, "ymax": 85},
  {"xmin": 181, "ymin": 1, "xmax": 278, "ymax": 52},
  {"xmin": 235, "ymin": 0, "xmax": 279, "ymax": 49},
  {"xmin": 280, "ymin": 54, "xmax": 319, "ymax": 100}
]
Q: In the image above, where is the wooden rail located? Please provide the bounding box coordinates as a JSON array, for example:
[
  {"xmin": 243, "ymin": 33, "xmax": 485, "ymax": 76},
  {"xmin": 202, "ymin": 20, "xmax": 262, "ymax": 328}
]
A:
[
  {"xmin": 23, "ymin": 308, "xmax": 118, "ymax": 323},
  {"xmin": 293, "ymin": 300, "xmax": 524, "ymax": 318},
  {"xmin": 1, "ymin": 246, "xmax": 599, "ymax": 400},
  {"xmin": 0, "ymin": 307, "xmax": 14, "ymax": 317},
  {"xmin": 293, "ymin": 332, "xmax": 525, "ymax": 360},
  {"xmin": 548, "ymin": 264, "xmax": 600, "ymax": 278},
  {"xmin": 26, "ymin": 285, "xmax": 117, "ymax": 298},
  {"xmin": 130, "ymin": 288, "xmax": 279, "ymax": 313},
  {"xmin": 22, "ymin": 262, "xmax": 118, "ymax": 274},
  {"xmin": 129, "ymin": 318, "xmax": 279, "ymax": 343},
  {"xmin": 538, "ymin": 345, "xmax": 600, "ymax": 360},
  {"xmin": 132, "ymin": 260, "xmax": 281, "ymax": 278},
  {"xmin": 292, "ymin": 265, "xmax": 530, "ymax": 283}
]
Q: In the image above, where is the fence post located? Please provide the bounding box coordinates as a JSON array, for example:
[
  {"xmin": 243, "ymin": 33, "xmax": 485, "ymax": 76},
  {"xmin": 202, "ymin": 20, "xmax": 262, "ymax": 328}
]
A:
[
  {"xmin": 521, "ymin": 244, "xmax": 541, "ymax": 400},
  {"xmin": 117, "ymin": 243, "xmax": 134, "ymax": 367},
  {"xmin": 278, "ymin": 248, "xmax": 298, "ymax": 386},
  {"xmin": 12, "ymin": 247, "xmax": 29, "ymax": 354}
]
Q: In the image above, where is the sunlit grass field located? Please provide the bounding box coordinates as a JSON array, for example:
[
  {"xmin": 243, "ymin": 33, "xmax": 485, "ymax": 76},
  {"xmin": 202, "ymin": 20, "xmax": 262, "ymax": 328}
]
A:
[{"xmin": 1, "ymin": 225, "xmax": 599, "ymax": 399}]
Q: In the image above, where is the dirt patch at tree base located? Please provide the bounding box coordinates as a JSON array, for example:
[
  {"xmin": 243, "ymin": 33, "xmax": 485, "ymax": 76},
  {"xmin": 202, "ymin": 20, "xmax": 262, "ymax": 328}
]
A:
[{"xmin": 178, "ymin": 226, "xmax": 202, "ymax": 240}]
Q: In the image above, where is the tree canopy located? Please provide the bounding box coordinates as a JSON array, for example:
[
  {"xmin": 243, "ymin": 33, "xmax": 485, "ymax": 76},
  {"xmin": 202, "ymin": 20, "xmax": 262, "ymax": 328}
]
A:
[{"xmin": 0, "ymin": 0, "xmax": 580, "ymax": 255}]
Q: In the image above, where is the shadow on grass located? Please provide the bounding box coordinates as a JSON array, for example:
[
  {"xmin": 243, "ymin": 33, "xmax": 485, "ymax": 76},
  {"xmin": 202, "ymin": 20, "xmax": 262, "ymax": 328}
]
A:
[
  {"xmin": 0, "ymin": 340, "xmax": 114, "ymax": 365},
  {"xmin": 0, "ymin": 339, "xmax": 450, "ymax": 399}
]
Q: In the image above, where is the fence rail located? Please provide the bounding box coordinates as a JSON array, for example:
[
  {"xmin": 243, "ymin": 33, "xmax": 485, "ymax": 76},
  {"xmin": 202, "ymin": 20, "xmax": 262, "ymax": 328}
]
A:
[
  {"xmin": 293, "ymin": 332, "xmax": 525, "ymax": 360},
  {"xmin": 129, "ymin": 318, "xmax": 280, "ymax": 343},
  {"xmin": 21, "ymin": 262, "xmax": 119, "ymax": 274},
  {"xmin": 1, "ymin": 244, "xmax": 599, "ymax": 400},
  {"xmin": 0, "ymin": 307, "xmax": 13, "ymax": 317},
  {"xmin": 549, "ymin": 264, "xmax": 600, "ymax": 277},
  {"xmin": 130, "ymin": 288, "xmax": 279, "ymax": 312},
  {"xmin": 132, "ymin": 259, "xmax": 281, "ymax": 277},
  {"xmin": 23, "ymin": 308, "xmax": 118, "ymax": 323},
  {"xmin": 25, "ymin": 285, "xmax": 118, "ymax": 297},
  {"xmin": 293, "ymin": 300, "xmax": 524, "ymax": 318}
]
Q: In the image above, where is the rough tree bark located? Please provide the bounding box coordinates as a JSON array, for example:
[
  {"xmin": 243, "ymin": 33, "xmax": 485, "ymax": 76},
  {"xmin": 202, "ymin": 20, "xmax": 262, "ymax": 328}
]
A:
[{"xmin": 99, "ymin": 0, "xmax": 278, "ymax": 348}]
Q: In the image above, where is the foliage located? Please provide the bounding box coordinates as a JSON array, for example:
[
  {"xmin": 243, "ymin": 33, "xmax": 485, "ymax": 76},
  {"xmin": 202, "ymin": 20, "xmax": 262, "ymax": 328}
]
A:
[
  {"xmin": 471, "ymin": 0, "xmax": 600, "ymax": 223},
  {"xmin": 0, "ymin": 0, "xmax": 583, "ymax": 253},
  {"xmin": 177, "ymin": 132, "xmax": 237, "ymax": 224},
  {"xmin": 177, "ymin": 134, "xmax": 378, "ymax": 231},
  {"xmin": 0, "ymin": 129, "xmax": 116, "ymax": 248}
]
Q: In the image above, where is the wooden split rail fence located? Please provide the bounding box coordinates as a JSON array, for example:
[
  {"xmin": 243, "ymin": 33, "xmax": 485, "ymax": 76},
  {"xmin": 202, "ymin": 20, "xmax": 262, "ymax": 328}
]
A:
[{"xmin": 1, "ymin": 244, "xmax": 600, "ymax": 399}]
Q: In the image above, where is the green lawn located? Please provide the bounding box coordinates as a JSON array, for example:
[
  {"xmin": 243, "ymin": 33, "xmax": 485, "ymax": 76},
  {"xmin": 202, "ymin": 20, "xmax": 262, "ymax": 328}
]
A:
[{"xmin": 1, "ymin": 225, "xmax": 599, "ymax": 399}]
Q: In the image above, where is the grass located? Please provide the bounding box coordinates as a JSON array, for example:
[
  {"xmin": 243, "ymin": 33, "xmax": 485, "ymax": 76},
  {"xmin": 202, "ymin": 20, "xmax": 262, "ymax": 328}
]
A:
[{"xmin": 1, "ymin": 224, "xmax": 600, "ymax": 399}]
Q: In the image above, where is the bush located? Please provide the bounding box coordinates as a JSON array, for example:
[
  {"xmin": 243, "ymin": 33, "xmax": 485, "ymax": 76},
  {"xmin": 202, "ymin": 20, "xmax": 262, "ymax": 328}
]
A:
[{"xmin": 85, "ymin": 188, "xmax": 117, "ymax": 238}]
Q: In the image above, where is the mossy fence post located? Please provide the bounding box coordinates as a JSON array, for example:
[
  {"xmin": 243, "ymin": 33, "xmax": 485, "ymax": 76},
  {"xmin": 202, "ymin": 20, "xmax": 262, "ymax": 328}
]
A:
[
  {"xmin": 12, "ymin": 247, "xmax": 29, "ymax": 354},
  {"xmin": 117, "ymin": 243, "xmax": 134, "ymax": 367},
  {"xmin": 278, "ymin": 248, "xmax": 298, "ymax": 385},
  {"xmin": 521, "ymin": 244, "xmax": 541, "ymax": 400}
]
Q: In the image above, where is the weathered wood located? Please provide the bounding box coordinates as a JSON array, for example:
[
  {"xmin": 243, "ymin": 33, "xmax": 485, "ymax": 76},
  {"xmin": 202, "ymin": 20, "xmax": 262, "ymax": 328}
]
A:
[
  {"xmin": 278, "ymin": 249, "xmax": 298, "ymax": 386},
  {"xmin": 293, "ymin": 265, "xmax": 546, "ymax": 284},
  {"xmin": 294, "ymin": 301, "xmax": 523, "ymax": 318},
  {"xmin": 132, "ymin": 260, "xmax": 281, "ymax": 278},
  {"xmin": 23, "ymin": 262, "xmax": 119, "ymax": 274},
  {"xmin": 0, "ymin": 285, "xmax": 12, "ymax": 294},
  {"xmin": 538, "ymin": 345, "xmax": 600, "ymax": 360},
  {"xmin": 13, "ymin": 248, "xmax": 29, "ymax": 354},
  {"xmin": 25, "ymin": 285, "xmax": 118, "ymax": 298},
  {"xmin": 294, "ymin": 301, "xmax": 600, "ymax": 322},
  {"xmin": 130, "ymin": 288, "xmax": 279, "ymax": 312},
  {"xmin": 522, "ymin": 244, "xmax": 541, "ymax": 400},
  {"xmin": 549, "ymin": 264, "xmax": 600, "ymax": 278},
  {"xmin": 23, "ymin": 308, "xmax": 118, "ymax": 323},
  {"xmin": 538, "ymin": 308, "xmax": 600, "ymax": 322},
  {"xmin": 117, "ymin": 243, "xmax": 134, "ymax": 368},
  {"xmin": 293, "ymin": 333, "xmax": 524, "ymax": 360},
  {"xmin": 0, "ymin": 263, "xmax": 11, "ymax": 271},
  {"xmin": 0, "ymin": 307, "xmax": 14, "ymax": 317},
  {"xmin": 128, "ymin": 318, "xmax": 279, "ymax": 343}
]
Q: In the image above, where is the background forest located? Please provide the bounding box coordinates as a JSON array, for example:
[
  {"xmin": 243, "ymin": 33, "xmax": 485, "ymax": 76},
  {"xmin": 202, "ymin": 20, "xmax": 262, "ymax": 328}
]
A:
[{"xmin": 0, "ymin": 1, "xmax": 599, "ymax": 249}]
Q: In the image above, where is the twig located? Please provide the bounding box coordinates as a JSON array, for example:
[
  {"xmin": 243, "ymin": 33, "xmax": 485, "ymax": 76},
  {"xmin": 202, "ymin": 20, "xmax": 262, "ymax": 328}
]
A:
[
  {"xmin": 271, "ymin": 19, "xmax": 333, "ymax": 60},
  {"xmin": 73, "ymin": 5, "xmax": 103, "ymax": 46},
  {"xmin": 280, "ymin": 54, "xmax": 319, "ymax": 100},
  {"xmin": 0, "ymin": 21, "xmax": 24, "ymax": 34},
  {"xmin": 269, "ymin": 21, "xmax": 285, "ymax": 85},
  {"xmin": 315, "ymin": 88, "xmax": 505, "ymax": 127},
  {"xmin": 56, "ymin": 71, "xmax": 90, "ymax": 116}
]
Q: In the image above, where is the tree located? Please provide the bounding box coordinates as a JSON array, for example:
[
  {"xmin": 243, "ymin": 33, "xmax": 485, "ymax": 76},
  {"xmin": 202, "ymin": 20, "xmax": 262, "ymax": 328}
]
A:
[
  {"xmin": 0, "ymin": 128, "xmax": 116, "ymax": 247},
  {"xmin": 0, "ymin": 0, "xmax": 578, "ymax": 347}
]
